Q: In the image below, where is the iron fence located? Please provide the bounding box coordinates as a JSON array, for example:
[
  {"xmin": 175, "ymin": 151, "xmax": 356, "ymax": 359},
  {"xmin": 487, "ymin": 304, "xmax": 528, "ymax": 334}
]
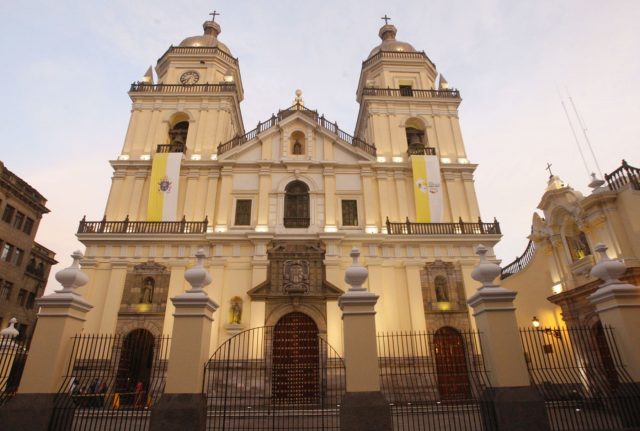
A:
[
  {"xmin": 49, "ymin": 332, "xmax": 170, "ymax": 431},
  {"xmin": 204, "ymin": 323, "xmax": 345, "ymax": 430},
  {"xmin": 520, "ymin": 325, "xmax": 640, "ymax": 430},
  {"xmin": 0, "ymin": 337, "xmax": 29, "ymax": 405},
  {"xmin": 377, "ymin": 330, "xmax": 497, "ymax": 431}
]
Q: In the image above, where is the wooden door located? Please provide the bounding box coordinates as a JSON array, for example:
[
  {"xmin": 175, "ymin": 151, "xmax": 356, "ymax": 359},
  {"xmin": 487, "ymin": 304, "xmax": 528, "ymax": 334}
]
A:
[
  {"xmin": 272, "ymin": 312, "xmax": 319, "ymax": 404},
  {"xmin": 434, "ymin": 327, "xmax": 471, "ymax": 401}
]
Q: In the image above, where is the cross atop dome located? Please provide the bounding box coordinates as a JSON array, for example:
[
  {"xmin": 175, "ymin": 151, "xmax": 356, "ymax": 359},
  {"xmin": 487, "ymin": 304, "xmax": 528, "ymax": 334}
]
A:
[
  {"xmin": 380, "ymin": 14, "xmax": 391, "ymax": 25},
  {"xmin": 209, "ymin": 10, "xmax": 220, "ymax": 22}
]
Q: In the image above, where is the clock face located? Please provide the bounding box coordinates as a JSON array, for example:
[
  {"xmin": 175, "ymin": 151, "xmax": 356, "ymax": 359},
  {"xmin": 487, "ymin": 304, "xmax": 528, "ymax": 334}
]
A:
[{"xmin": 180, "ymin": 71, "xmax": 200, "ymax": 85}]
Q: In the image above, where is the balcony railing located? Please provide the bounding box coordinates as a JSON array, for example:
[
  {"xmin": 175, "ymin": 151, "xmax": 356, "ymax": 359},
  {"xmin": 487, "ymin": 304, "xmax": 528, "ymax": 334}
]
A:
[
  {"xmin": 78, "ymin": 216, "xmax": 208, "ymax": 234},
  {"xmin": 283, "ymin": 217, "xmax": 310, "ymax": 228},
  {"xmin": 157, "ymin": 46, "xmax": 239, "ymax": 66},
  {"xmin": 605, "ymin": 160, "xmax": 640, "ymax": 191},
  {"xmin": 129, "ymin": 83, "xmax": 237, "ymax": 94},
  {"xmin": 217, "ymin": 103, "xmax": 377, "ymax": 157},
  {"xmin": 407, "ymin": 147, "xmax": 437, "ymax": 156},
  {"xmin": 156, "ymin": 143, "xmax": 186, "ymax": 153},
  {"xmin": 362, "ymin": 87, "xmax": 461, "ymax": 99},
  {"xmin": 386, "ymin": 217, "xmax": 501, "ymax": 235},
  {"xmin": 501, "ymin": 239, "xmax": 535, "ymax": 280},
  {"xmin": 362, "ymin": 50, "xmax": 434, "ymax": 68}
]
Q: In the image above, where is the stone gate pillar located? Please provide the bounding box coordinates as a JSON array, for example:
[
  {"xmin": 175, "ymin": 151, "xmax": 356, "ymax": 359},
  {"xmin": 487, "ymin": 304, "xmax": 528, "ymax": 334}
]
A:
[
  {"xmin": 150, "ymin": 249, "xmax": 218, "ymax": 431},
  {"xmin": 339, "ymin": 248, "xmax": 391, "ymax": 431},
  {"xmin": 0, "ymin": 251, "xmax": 93, "ymax": 431},
  {"xmin": 467, "ymin": 245, "xmax": 550, "ymax": 431}
]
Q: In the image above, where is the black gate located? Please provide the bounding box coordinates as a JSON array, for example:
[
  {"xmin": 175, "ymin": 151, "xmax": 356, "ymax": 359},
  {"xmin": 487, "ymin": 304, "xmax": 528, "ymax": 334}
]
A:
[
  {"xmin": 204, "ymin": 324, "xmax": 345, "ymax": 430},
  {"xmin": 0, "ymin": 337, "xmax": 29, "ymax": 405},
  {"xmin": 48, "ymin": 332, "xmax": 170, "ymax": 431},
  {"xmin": 520, "ymin": 325, "xmax": 640, "ymax": 430},
  {"xmin": 377, "ymin": 330, "xmax": 497, "ymax": 431}
]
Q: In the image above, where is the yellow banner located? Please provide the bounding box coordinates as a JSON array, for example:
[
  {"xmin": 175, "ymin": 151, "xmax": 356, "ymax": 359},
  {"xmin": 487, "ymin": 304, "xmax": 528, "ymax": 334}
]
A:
[
  {"xmin": 147, "ymin": 153, "xmax": 168, "ymax": 221},
  {"xmin": 411, "ymin": 155, "xmax": 431, "ymax": 222}
]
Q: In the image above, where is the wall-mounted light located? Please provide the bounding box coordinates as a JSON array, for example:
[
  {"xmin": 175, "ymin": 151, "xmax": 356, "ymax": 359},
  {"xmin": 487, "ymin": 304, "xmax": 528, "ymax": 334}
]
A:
[
  {"xmin": 118, "ymin": 154, "xmax": 130, "ymax": 160},
  {"xmin": 440, "ymin": 157, "xmax": 452, "ymax": 164},
  {"xmin": 392, "ymin": 156, "xmax": 403, "ymax": 163},
  {"xmin": 324, "ymin": 225, "xmax": 338, "ymax": 233},
  {"xmin": 365, "ymin": 225, "xmax": 379, "ymax": 234},
  {"xmin": 214, "ymin": 225, "xmax": 227, "ymax": 233},
  {"xmin": 210, "ymin": 154, "xmax": 218, "ymax": 160},
  {"xmin": 223, "ymin": 70, "xmax": 234, "ymax": 83},
  {"xmin": 376, "ymin": 156, "xmax": 387, "ymax": 163},
  {"xmin": 140, "ymin": 154, "xmax": 151, "ymax": 160},
  {"xmin": 457, "ymin": 157, "xmax": 469, "ymax": 164},
  {"xmin": 532, "ymin": 316, "xmax": 541, "ymax": 329},
  {"xmin": 254, "ymin": 225, "xmax": 268, "ymax": 233},
  {"xmin": 190, "ymin": 154, "xmax": 202, "ymax": 161},
  {"xmin": 551, "ymin": 283, "xmax": 562, "ymax": 295}
]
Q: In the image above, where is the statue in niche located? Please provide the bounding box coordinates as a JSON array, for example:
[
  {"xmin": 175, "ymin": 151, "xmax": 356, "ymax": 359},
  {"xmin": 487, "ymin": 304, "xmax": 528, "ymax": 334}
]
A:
[
  {"xmin": 229, "ymin": 298, "xmax": 243, "ymax": 324},
  {"xmin": 139, "ymin": 277, "xmax": 155, "ymax": 303},
  {"xmin": 283, "ymin": 260, "xmax": 310, "ymax": 293},
  {"xmin": 434, "ymin": 276, "xmax": 449, "ymax": 302}
]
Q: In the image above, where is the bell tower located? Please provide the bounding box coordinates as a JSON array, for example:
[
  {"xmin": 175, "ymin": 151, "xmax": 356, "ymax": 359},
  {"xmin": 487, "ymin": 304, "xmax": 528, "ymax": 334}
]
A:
[
  {"xmin": 354, "ymin": 18, "xmax": 481, "ymax": 223},
  {"xmin": 105, "ymin": 16, "xmax": 245, "ymax": 221}
]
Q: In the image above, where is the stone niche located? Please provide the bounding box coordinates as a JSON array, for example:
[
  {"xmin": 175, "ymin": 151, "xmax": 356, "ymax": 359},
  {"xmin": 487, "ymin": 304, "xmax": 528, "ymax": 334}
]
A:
[
  {"xmin": 116, "ymin": 261, "xmax": 170, "ymax": 337},
  {"xmin": 248, "ymin": 240, "xmax": 343, "ymax": 333},
  {"xmin": 420, "ymin": 260, "xmax": 471, "ymax": 333}
]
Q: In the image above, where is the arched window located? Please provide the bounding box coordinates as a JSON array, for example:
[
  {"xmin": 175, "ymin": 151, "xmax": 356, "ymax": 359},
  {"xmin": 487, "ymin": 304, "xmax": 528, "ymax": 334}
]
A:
[
  {"xmin": 284, "ymin": 181, "xmax": 310, "ymax": 228},
  {"xmin": 168, "ymin": 121, "xmax": 189, "ymax": 152}
]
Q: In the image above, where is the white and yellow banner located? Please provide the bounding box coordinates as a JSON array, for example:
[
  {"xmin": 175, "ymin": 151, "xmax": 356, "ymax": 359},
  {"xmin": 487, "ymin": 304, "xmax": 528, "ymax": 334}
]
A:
[
  {"xmin": 411, "ymin": 155, "xmax": 443, "ymax": 222},
  {"xmin": 147, "ymin": 152, "xmax": 182, "ymax": 221}
]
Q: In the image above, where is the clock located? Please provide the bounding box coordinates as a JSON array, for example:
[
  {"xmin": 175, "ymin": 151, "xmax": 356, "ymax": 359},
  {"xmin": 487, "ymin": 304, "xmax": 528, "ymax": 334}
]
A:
[{"xmin": 179, "ymin": 71, "xmax": 200, "ymax": 85}]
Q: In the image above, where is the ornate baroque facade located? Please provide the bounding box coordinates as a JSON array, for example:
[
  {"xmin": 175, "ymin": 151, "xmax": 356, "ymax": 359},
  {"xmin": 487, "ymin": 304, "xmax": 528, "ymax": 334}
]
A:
[{"xmin": 76, "ymin": 17, "xmax": 501, "ymax": 355}]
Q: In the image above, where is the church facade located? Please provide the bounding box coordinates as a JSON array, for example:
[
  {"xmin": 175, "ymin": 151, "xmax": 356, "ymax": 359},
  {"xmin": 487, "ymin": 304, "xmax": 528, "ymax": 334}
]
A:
[{"xmin": 75, "ymin": 17, "xmax": 501, "ymax": 356}]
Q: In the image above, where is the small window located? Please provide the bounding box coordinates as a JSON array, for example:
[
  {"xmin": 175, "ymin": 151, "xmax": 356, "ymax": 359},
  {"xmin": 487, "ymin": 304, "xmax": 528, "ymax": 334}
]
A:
[
  {"xmin": 17, "ymin": 289, "xmax": 27, "ymax": 306},
  {"xmin": 23, "ymin": 217, "xmax": 34, "ymax": 235},
  {"xmin": 12, "ymin": 248, "xmax": 24, "ymax": 266},
  {"xmin": 0, "ymin": 281, "xmax": 12, "ymax": 300},
  {"xmin": 13, "ymin": 212, "xmax": 25, "ymax": 229},
  {"xmin": 234, "ymin": 200, "xmax": 252, "ymax": 226},
  {"xmin": 1, "ymin": 243, "xmax": 13, "ymax": 262},
  {"xmin": 399, "ymin": 85, "xmax": 413, "ymax": 97},
  {"xmin": 2, "ymin": 205, "xmax": 15, "ymax": 223},
  {"xmin": 26, "ymin": 292, "xmax": 36, "ymax": 310},
  {"xmin": 341, "ymin": 200, "xmax": 358, "ymax": 226}
]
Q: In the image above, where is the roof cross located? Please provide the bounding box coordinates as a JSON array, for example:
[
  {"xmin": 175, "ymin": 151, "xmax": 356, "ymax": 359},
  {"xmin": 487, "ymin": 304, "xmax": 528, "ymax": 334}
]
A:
[
  {"xmin": 546, "ymin": 162, "xmax": 554, "ymax": 177},
  {"xmin": 209, "ymin": 11, "xmax": 220, "ymax": 22},
  {"xmin": 381, "ymin": 14, "xmax": 391, "ymax": 25}
]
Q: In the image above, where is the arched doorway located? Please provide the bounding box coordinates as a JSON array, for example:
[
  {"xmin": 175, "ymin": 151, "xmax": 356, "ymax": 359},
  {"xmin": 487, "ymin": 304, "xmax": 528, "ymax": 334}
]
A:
[
  {"xmin": 272, "ymin": 312, "xmax": 319, "ymax": 403},
  {"xmin": 434, "ymin": 326, "xmax": 471, "ymax": 401},
  {"xmin": 592, "ymin": 321, "xmax": 619, "ymax": 389},
  {"xmin": 116, "ymin": 329, "xmax": 155, "ymax": 405}
]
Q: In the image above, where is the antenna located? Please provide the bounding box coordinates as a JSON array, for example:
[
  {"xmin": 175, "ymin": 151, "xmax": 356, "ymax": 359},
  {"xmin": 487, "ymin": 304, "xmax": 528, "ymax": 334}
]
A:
[
  {"xmin": 557, "ymin": 88, "xmax": 591, "ymax": 178},
  {"xmin": 566, "ymin": 88, "xmax": 603, "ymax": 178}
]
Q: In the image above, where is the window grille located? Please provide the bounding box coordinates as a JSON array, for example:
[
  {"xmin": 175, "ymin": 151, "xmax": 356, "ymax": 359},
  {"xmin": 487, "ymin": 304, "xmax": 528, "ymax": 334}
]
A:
[
  {"xmin": 341, "ymin": 200, "xmax": 358, "ymax": 226},
  {"xmin": 284, "ymin": 181, "xmax": 310, "ymax": 228},
  {"xmin": 2, "ymin": 205, "xmax": 15, "ymax": 223},
  {"xmin": 234, "ymin": 200, "xmax": 252, "ymax": 226}
]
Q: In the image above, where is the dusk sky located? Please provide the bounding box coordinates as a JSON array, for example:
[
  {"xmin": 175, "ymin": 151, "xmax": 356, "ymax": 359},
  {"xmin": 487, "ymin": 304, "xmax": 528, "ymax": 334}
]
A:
[{"xmin": 1, "ymin": 1, "xmax": 638, "ymax": 290}]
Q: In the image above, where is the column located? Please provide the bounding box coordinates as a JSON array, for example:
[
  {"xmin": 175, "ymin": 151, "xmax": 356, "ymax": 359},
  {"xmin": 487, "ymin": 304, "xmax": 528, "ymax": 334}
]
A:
[
  {"xmin": 150, "ymin": 250, "xmax": 218, "ymax": 431},
  {"xmin": 324, "ymin": 166, "xmax": 337, "ymax": 230},
  {"xmin": 214, "ymin": 167, "xmax": 233, "ymax": 230},
  {"xmin": 467, "ymin": 245, "xmax": 550, "ymax": 431},
  {"xmin": 257, "ymin": 166, "xmax": 271, "ymax": 228},
  {"xmin": 0, "ymin": 252, "xmax": 93, "ymax": 430},
  {"xmin": 339, "ymin": 249, "xmax": 391, "ymax": 431}
]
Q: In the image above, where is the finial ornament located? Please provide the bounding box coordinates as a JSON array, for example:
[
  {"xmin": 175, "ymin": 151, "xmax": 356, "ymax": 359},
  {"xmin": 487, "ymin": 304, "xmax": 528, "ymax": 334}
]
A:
[
  {"xmin": 545, "ymin": 162, "xmax": 553, "ymax": 178},
  {"xmin": 471, "ymin": 245, "xmax": 501, "ymax": 288},
  {"xmin": 184, "ymin": 248, "xmax": 213, "ymax": 292},
  {"xmin": 590, "ymin": 243, "xmax": 626, "ymax": 285},
  {"xmin": 55, "ymin": 250, "xmax": 89, "ymax": 294},
  {"xmin": 381, "ymin": 14, "xmax": 391, "ymax": 25},
  {"xmin": 209, "ymin": 10, "xmax": 220, "ymax": 22},
  {"xmin": 293, "ymin": 89, "xmax": 304, "ymax": 107},
  {"xmin": 344, "ymin": 248, "xmax": 368, "ymax": 291},
  {"xmin": 0, "ymin": 318, "xmax": 19, "ymax": 339}
]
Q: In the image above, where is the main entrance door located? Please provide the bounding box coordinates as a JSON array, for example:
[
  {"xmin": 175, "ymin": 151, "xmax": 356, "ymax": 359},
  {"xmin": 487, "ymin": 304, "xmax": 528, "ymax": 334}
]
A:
[
  {"xmin": 272, "ymin": 312, "xmax": 320, "ymax": 403},
  {"xmin": 434, "ymin": 326, "xmax": 472, "ymax": 401}
]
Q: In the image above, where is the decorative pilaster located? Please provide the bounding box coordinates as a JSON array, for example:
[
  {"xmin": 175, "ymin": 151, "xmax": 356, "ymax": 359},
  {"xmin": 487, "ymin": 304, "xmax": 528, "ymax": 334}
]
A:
[
  {"xmin": 150, "ymin": 249, "xmax": 218, "ymax": 431},
  {"xmin": 0, "ymin": 251, "xmax": 93, "ymax": 430},
  {"xmin": 467, "ymin": 245, "xmax": 549, "ymax": 431},
  {"xmin": 338, "ymin": 248, "xmax": 391, "ymax": 431}
]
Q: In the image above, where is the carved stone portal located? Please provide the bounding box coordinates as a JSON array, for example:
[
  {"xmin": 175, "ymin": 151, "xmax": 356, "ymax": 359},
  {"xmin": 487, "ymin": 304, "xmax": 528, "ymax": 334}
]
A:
[
  {"xmin": 248, "ymin": 241, "xmax": 343, "ymax": 332},
  {"xmin": 420, "ymin": 260, "xmax": 471, "ymax": 333}
]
